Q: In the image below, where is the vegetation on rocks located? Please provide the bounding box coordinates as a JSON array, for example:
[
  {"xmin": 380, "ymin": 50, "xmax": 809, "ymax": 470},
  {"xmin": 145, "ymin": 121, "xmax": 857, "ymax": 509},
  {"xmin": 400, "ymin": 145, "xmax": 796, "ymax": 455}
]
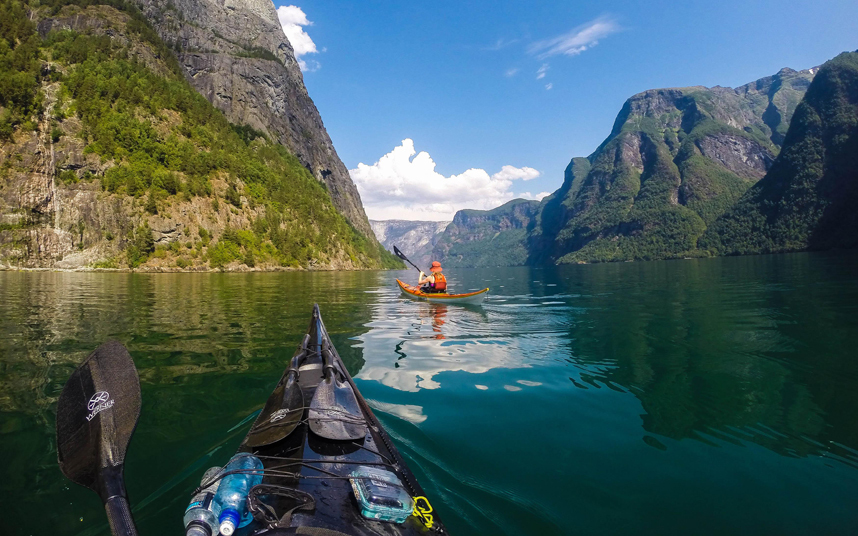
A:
[
  {"xmin": 703, "ymin": 52, "xmax": 858, "ymax": 255},
  {"xmin": 0, "ymin": 0, "xmax": 400, "ymax": 270},
  {"xmin": 429, "ymin": 65, "xmax": 829, "ymax": 267}
]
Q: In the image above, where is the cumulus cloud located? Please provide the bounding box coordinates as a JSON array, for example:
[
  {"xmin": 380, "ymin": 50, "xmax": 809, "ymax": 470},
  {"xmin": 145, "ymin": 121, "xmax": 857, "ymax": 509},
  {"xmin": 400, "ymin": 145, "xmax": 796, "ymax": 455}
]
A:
[
  {"xmin": 277, "ymin": 5, "xmax": 320, "ymax": 71},
  {"xmin": 349, "ymin": 139, "xmax": 543, "ymax": 220},
  {"xmin": 528, "ymin": 15, "xmax": 620, "ymax": 60}
]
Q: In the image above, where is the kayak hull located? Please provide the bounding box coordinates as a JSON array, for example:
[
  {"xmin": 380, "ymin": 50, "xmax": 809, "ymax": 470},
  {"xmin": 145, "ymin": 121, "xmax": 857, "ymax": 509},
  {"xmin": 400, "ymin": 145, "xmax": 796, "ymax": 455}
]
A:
[
  {"xmin": 396, "ymin": 279, "xmax": 489, "ymax": 305},
  {"xmin": 225, "ymin": 305, "xmax": 446, "ymax": 535}
]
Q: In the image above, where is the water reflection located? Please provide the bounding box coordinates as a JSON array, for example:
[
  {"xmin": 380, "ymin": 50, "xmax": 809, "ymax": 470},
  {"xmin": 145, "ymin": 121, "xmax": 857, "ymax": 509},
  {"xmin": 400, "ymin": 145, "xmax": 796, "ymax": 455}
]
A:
[{"xmin": 1, "ymin": 254, "xmax": 858, "ymax": 536}]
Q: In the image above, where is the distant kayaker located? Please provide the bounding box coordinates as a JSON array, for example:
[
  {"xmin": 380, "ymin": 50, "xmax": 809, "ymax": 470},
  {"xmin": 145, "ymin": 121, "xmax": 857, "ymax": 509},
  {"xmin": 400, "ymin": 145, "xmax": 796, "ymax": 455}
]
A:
[{"xmin": 418, "ymin": 262, "xmax": 448, "ymax": 293}]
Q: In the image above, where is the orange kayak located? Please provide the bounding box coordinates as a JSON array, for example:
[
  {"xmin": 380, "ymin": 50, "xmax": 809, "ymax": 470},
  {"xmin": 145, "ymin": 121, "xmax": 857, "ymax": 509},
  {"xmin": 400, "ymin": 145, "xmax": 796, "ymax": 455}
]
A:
[{"xmin": 396, "ymin": 279, "xmax": 489, "ymax": 305}]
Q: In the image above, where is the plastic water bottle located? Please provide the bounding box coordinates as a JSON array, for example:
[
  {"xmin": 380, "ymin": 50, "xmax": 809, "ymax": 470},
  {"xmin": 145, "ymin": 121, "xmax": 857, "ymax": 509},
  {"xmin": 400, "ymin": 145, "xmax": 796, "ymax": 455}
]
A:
[
  {"xmin": 184, "ymin": 466, "xmax": 224, "ymax": 536},
  {"xmin": 214, "ymin": 453, "xmax": 264, "ymax": 536}
]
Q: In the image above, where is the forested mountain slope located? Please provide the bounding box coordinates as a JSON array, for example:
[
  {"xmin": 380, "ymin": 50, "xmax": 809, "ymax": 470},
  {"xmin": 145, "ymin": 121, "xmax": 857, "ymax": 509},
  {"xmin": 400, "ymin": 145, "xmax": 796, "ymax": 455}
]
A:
[
  {"xmin": 533, "ymin": 66, "xmax": 816, "ymax": 264},
  {"xmin": 0, "ymin": 0, "xmax": 398, "ymax": 270},
  {"xmin": 432, "ymin": 199, "xmax": 541, "ymax": 267},
  {"xmin": 134, "ymin": 0, "xmax": 374, "ymax": 238},
  {"xmin": 703, "ymin": 52, "xmax": 858, "ymax": 254},
  {"xmin": 431, "ymin": 65, "xmax": 818, "ymax": 267}
]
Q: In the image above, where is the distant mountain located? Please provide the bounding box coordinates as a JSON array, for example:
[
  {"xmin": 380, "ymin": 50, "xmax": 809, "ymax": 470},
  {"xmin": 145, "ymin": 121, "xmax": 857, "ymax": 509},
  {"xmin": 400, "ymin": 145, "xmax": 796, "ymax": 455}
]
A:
[
  {"xmin": 430, "ymin": 65, "xmax": 818, "ymax": 267},
  {"xmin": 370, "ymin": 219, "xmax": 449, "ymax": 267},
  {"xmin": 432, "ymin": 199, "xmax": 540, "ymax": 267},
  {"xmin": 703, "ymin": 52, "xmax": 858, "ymax": 254},
  {"xmin": 534, "ymin": 66, "xmax": 816, "ymax": 264}
]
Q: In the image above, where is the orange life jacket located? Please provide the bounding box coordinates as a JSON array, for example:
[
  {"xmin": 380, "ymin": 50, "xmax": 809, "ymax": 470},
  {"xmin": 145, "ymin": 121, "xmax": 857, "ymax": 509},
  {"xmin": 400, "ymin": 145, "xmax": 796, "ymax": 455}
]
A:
[{"xmin": 432, "ymin": 272, "xmax": 447, "ymax": 291}]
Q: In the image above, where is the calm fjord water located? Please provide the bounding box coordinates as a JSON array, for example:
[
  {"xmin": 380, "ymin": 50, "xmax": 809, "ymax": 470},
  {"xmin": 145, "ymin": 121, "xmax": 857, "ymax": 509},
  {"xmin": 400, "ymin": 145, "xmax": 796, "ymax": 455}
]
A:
[{"xmin": 1, "ymin": 253, "xmax": 857, "ymax": 535}]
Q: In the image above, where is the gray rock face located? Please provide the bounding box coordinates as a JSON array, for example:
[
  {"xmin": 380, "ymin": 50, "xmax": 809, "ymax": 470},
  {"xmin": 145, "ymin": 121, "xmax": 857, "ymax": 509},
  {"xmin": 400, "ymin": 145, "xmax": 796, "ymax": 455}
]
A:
[
  {"xmin": 134, "ymin": 0, "xmax": 374, "ymax": 238},
  {"xmin": 370, "ymin": 219, "xmax": 449, "ymax": 267},
  {"xmin": 695, "ymin": 133, "xmax": 773, "ymax": 180}
]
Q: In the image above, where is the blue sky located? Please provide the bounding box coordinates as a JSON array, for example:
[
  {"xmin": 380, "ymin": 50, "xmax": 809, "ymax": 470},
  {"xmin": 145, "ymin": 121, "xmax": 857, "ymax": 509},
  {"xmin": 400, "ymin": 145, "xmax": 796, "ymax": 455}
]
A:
[{"xmin": 275, "ymin": 0, "xmax": 858, "ymax": 220}]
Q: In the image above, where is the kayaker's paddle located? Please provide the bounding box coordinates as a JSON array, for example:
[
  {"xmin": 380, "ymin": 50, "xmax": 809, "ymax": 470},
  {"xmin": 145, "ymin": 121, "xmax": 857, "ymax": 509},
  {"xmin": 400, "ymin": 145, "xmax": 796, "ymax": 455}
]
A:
[
  {"xmin": 243, "ymin": 335, "xmax": 310, "ymax": 448},
  {"xmin": 56, "ymin": 341, "xmax": 141, "ymax": 536},
  {"xmin": 308, "ymin": 340, "xmax": 367, "ymax": 441},
  {"xmin": 393, "ymin": 245, "xmax": 423, "ymax": 273}
]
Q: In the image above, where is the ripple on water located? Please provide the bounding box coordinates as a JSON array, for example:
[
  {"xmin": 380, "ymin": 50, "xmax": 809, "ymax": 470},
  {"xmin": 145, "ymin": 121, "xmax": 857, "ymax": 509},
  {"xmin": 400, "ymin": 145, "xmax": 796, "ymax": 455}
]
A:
[{"xmin": 3, "ymin": 257, "xmax": 858, "ymax": 536}]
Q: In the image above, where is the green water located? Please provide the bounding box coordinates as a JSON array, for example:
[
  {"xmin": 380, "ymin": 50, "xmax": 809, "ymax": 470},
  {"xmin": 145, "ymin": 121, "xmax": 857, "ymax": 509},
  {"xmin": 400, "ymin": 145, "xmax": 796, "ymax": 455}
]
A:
[{"xmin": 1, "ymin": 252, "xmax": 857, "ymax": 535}]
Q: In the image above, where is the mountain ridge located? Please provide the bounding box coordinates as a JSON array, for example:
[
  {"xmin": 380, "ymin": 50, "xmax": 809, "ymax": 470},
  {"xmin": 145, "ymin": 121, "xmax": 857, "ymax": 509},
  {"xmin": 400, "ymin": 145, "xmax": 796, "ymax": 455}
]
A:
[
  {"xmin": 0, "ymin": 0, "xmax": 398, "ymax": 270},
  {"xmin": 134, "ymin": 0, "xmax": 375, "ymax": 238},
  {"xmin": 703, "ymin": 51, "xmax": 858, "ymax": 254},
  {"xmin": 431, "ymin": 63, "xmax": 824, "ymax": 267}
]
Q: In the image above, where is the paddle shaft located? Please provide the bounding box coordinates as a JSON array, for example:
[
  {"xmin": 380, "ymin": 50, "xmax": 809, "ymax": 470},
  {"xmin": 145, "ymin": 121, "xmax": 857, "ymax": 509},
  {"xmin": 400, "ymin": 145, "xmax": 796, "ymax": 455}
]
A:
[
  {"xmin": 393, "ymin": 246, "xmax": 423, "ymax": 273},
  {"xmin": 106, "ymin": 496, "xmax": 138, "ymax": 536}
]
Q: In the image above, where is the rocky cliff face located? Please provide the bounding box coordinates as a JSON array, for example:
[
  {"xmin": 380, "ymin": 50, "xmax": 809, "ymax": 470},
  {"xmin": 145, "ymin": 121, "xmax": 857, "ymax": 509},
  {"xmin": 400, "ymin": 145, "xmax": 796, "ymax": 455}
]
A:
[
  {"xmin": 133, "ymin": 0, "xmax": 374, "ymax": 238},
  {"xmin": 432, "ymin": 199, "xmax": 540, "ymax": 267},
  {"xmin": 534, "ymin": 65, "xmax": 817, "ymax": 264},
  {"xmin": 0, "ymin": 2, "xmax": 395, "ymax": 271},
  {"xmin": 430, "ymin": 66, "xmax": 817, "ymax": 267},
  {"xmin": 704, "ymin": 52, "xmax": 858, "ymax": 254},
  {"xmin": 370, "ymin": 219, "xmax": 449, "ymax": 267}
]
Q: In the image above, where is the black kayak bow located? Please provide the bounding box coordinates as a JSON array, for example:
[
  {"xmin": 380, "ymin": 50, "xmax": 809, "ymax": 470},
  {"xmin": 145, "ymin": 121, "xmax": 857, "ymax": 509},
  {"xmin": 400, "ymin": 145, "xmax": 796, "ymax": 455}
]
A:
[
  {"xmin": 394, "ymin": 245, "xmax": 423, "ymax": 273},
  {"xmin": 56, "ymin": 341, "xmax": 141, "ymax": 536}
]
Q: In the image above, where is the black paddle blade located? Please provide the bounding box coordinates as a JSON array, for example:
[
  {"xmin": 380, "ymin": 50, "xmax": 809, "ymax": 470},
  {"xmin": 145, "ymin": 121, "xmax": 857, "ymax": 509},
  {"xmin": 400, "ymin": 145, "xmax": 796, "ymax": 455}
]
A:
[
  {"xmin": 243, "ymin": 336, "xmax": 310, "ymax": 448},
  {"xmin": 56, "ymin": 340, "xmax": 141, "ymax": 496},
  {"xmin": 393, "ymin": 245, "xmax": 406, "ymax": 260},
  {"xmin": 308, "ymin": 346, "xmax": 367, "ymax": 441},
  {"xmin": 243, "ymin": 372, "xmax": 303, "ymax": 448}
]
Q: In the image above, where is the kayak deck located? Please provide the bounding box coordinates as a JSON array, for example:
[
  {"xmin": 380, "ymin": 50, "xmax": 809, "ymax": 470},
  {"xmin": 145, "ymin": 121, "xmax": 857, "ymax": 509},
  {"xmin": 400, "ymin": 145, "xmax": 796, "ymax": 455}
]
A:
[
  {"xmin": 396, "ymin": 280, "xmax": 488, "ymax": 305},
  {"xmin": 232, "ymin": 305, "xmax": 446, "ymax": 535}
]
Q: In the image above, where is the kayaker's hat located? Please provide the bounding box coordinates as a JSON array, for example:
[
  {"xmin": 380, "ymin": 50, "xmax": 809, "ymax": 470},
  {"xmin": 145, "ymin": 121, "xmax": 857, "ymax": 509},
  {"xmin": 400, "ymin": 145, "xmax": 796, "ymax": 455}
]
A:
[{"xmin": 430, "ymin": 261, "xmax": 443, "ymax": 272}]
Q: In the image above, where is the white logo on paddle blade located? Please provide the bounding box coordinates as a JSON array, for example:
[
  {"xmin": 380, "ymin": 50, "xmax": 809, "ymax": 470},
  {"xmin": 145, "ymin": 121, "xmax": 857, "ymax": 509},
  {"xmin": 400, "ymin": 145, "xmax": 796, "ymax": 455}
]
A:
[
  {"xmin": 270, "ymin": 409, "xmax": 293, "ymax": 423},
  {"xmin": 86, "ymin": 391, "xmax": 114, "ymax": 421},
  {"xmin": 88, "ymin": 391, "xmax": 110, "ymax": 410}
]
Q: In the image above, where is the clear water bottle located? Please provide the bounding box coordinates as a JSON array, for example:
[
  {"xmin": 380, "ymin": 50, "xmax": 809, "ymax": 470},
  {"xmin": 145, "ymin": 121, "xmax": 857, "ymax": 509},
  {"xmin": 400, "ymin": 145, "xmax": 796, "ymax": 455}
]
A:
[
  {"xmin": 184, "ymin": 466, "xmax": 224, "ymax": 536},
  {"xmin": 214, "ymin": 453, "xmax": 264, "ymax": 536}
]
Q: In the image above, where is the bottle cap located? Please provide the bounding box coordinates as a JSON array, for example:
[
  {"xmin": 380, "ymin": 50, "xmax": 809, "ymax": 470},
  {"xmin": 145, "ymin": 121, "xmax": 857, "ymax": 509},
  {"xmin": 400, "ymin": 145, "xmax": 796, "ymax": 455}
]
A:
[
  {"xmin": 219, "ymin": 519, "xmax": 236, "ymax": 536},
  {"xmin": 219, "ymin": 509, "xmax": 239, "ymax": 536},
  {"xmin": 185, "ymin": 521, "xmax": 212, "ymax": 536}
]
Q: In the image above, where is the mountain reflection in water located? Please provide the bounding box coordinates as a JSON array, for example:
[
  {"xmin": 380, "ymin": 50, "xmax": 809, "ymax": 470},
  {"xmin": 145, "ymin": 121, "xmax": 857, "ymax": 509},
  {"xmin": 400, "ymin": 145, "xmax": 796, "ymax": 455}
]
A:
[{"xmin": 1, "ymin": 252, "xmax": 857, "ymax": 535}]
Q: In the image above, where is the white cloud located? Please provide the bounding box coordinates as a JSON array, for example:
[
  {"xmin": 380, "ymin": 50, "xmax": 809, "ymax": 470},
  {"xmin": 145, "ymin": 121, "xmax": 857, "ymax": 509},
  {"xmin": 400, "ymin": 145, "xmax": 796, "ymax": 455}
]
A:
[
  {"xmin": 505, "ymin": 67, "xmax": 519, "ymax": 77},
  {"xmin": 545, "ymin": 83, "xmax": 553, "ymax": 90},
  {"xmin": 485, "ymin": 37, "xmax": 520, "ymax": 51},
  {"xmin": 536, "ymin": 63, "xmax": 549, "ymax": 80},
  {"xmin": 277, "ymin": 5, "xmax": 319, "ymax": 71},
  {"xmin": 528, "ymin": 15, "xmax": 620, "ymax": 60},
  {"xmin": 492, "ymin": 164, "xmax": 540, "ymax": 182},
  {"xmin": 349, "ymin": 139, "xmax": 542, "ymax": 220}
]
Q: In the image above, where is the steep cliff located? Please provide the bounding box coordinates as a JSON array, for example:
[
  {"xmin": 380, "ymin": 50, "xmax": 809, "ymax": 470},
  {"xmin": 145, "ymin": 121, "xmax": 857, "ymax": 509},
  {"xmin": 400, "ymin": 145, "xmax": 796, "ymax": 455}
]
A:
[
  {"xmin": 370, "ymin": 219, "xmax": 449, "ymax": 267},
  {"xmin": 704, "ymin": 52, "xmax": 858, "ymax": 254},
  {"xmin": 132, "ymin": 0, "xmax": 374, "ymax": 238},
  {"xmin": 432, "ymin": 199, "xmax": 540, "ymax": 267},
  {"xmin": 428, "ymin": 66, "xmax": 816, "ymax": 267},
  {"xmin": 537, "ymin": 66, "xmax": 816, "ymax": 264},
  {"xmin": 0, "ymin": 0, "xmax": 397, "ymax": 270}
]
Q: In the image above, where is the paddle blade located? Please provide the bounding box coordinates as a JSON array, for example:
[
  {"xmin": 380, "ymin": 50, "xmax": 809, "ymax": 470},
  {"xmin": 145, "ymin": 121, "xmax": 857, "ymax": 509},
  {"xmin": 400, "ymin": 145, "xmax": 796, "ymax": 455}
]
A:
[
  {"xmin": 56, "ymin": 340, "xmax": 141, "ymax": 495},
  {"xmin": 393, "ymin": 245, "xmax": 406, "ymax": 260},
  {"xmin": 243, "ymin": 371, "xmax": 304, "ymax": 448},
  {"xmin": 243, "ymin": 336, "xmax": 310, "ymax": 448},
  {"xmin": 308, "ymin": 350, "xmax": 367, "ymax": 441}
]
